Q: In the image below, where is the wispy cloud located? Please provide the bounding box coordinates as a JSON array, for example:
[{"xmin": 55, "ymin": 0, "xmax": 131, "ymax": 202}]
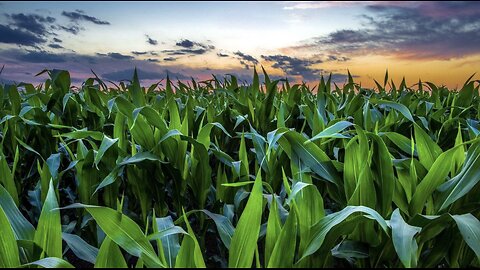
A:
[
  {"xmin": 131, "ymin": 51, "xmax": 148, "ymax": 55},
  {"xmin": 61, "ymin": 10, "xmax": 110, "ymax": 25},
  {"xmin": 96, "ymin": 52, "xmax": 134, "ymax": 60}
]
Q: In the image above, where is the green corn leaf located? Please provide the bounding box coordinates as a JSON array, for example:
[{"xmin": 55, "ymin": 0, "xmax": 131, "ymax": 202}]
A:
[
  {"xmin": 0, "ymin": 184, "xmax": 35, "ymax": 240},
  {"xmin": 279, "ymin": 131, "xmax": 340, "ymax": 185},
  {"xmin": 309, "ymin": 120, "xmax": 353, "ymax": 141},
  {"xmin": 265, "ymin": 197, "xmax": 282, "ymax": 265},
  {"xmin": 267, "ymin": 206, "xmax": 298, "ymax": 268},
  {"xmin": 46, "ymin": 153, "xmax": 61, "ymax": 181},
  {"xmin": 153, "ymin": 216, "xmax": 180, "ymax": 268},
  {"xmin": 62, "ymin": 233, "xmax": 99, "ymax": 264},
  {"xmin": 21, "ymin": 257, "xmax": 74, "ymax": 268},
  {"xmin": 414, "ymin": 124, "xmax": 443, "ymax": 170},
  {"xmin": 390, "ymin": 209, "xmax": 421, "ymax": 268},
  {"xmin": 94, "ymin": 236, "xmax": 127, "ymax": 268},
  {"xmin": 374, "ymin": 99, "xmax": 414, "ymax": 122},
  {"xmin": 451, "ymin": 213, "xmax": 480, "ymax": 261},
  {"xmin": 34, "ymin": 180, "xmax": 62, "ymax": 258},
  {"xmin": 0, "ymin": 205, "xmax": 20, "ymax": 267},
  {"xmin": 175, "ymin": 209, "xmax": 206, "ymax": 268},
  {"xmin": 58, "ymin": 203, "xmax": 163, "ymax": 268},
  {"xmin": 301, "ymin": 206, "xmax": 388, "ymax": 260},
  {"xmin": 435, "ymin": 142, "xmax": 480, "ymax": 212},
  {"xmin": 229, "ymin": 170, "xmax": 264, "ymax": 268},
  {"xmin": 0, "ymin": 151, "xmax": 19, "ymax": 206},
  {"xmin": 94, "ymin": 135, "xmax": 118, "ymax": 168}
]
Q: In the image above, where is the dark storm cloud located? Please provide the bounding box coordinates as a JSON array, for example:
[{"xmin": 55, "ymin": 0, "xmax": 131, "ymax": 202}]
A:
[
  {"xmin": 61, "ymin": 10, "xmax": 110, "ymax": 25},
  {"xmin": 146, "ymin": 35, "xmax": 158, "ymax": 45},
  {"xmin": 53, "ymin": 37, "xmax": 62, "ymax": 43},
  {"xmin": 96, "ymin": 52, "xmax": 134, "ymax": 60},
  {"xmin": 0, "ymin": 24, "xmax": 45, "ymax": 46},
  {"xmin": 102, "ymin": 68, "xmax": 189, "ymax": 81},
  {"xmin": 295, "ymin": 2, "xmax": 480, "ymax": 60},
  {"xmin": 7, "ymin": 13, "xmax": 56, "ymax": 35},
  {"xmin": 261, "ymin": 54, "xmax": 323, "ymax": 81},
  {"xmin": 18, "ymin": 51, "xmax": 67, "ymax": 63}
]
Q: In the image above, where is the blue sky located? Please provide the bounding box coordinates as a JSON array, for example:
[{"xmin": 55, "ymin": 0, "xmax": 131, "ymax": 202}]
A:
[{"xmin": 0, "ymin": 1, "xmax": 479, "ymax": 87}]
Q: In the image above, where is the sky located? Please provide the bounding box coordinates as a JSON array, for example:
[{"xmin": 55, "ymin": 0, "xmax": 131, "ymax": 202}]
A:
[{"xmin": 0, "ymin": 1, "xmax": 479, "ymax": 88}]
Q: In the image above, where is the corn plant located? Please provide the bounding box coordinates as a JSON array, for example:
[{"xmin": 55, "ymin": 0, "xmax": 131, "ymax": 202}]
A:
[{"xmin": 0, "ymin": 68, "xmax": 480, "ymax": 268}]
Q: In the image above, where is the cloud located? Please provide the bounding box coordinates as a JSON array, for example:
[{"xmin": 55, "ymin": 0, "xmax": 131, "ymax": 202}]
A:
[
  {"xmin": 162, "ymin": 39, "xmax": 215, "ymax": 56},
  {"xmin": 146, "ymin": 58, "xmax": 159, "ymax": 63},
  {"xmin": 96, "ymin": 52, "xmax": 134, "ymax": 60},
  {"xmin": 325, "ymin": 55, "xmax": 350, "ymax": 62},
  {"xmin": 7, "ymin": 13, "xmax": 56, "ymax": 35},
  {"xmin": 131, "ymin": 51, "xmax": 147, "ymax": 55},
  {"xmin": 291, "ymin": 2, "xmax": 480, "ymax": 60},
  {"xmin": 283, "ymin": 1, "xmax": 417, "ymax": 10},
  {"xmin": 0, "ymin": 24, "xmax": 45, "ymax": 46},
  {"xmin": 261, "ymin": 54, "xmax": 323, "ymax": 81},
  {"xmin": 233, "ymin": 51, "xmax": 258, "ymax": 69},
  {"xmin": 176, "ymin": 39, "xmax": 195, "ymax": 48},
  {"xmin": 176, "ymin": 39, "xmax": 215, "ymax": 49},
  {"xmin": 163, "ymin": 57, "xmax": 176, "ymax": 61},
  {"xmin": 48, "ymin": 44, "xmax": 64, "ymax": 49},
  {"xmin": 18, "ymin": 51, "xmax": 67, "ymax": 63},
  {"xmin": 102, "ymin": 68, "xmax": 189, "ymax": 81},
  {"xmin": 58, "ymin": 25, "xmax": 83, "ymax": 35},
  {"xmin": 53, "ymin": 37, "xmax": 62, "ymax": 43},
  {"xmin": 61, "ymin": 10, "xmax": 110, "ymax": 25},
  {"xmin": 146, "ymin": 35, "xmax": 158, "ymax": 45},
  {"xmin": 217, "ymin": 52, "xmax": 229, "ymax": 57}
]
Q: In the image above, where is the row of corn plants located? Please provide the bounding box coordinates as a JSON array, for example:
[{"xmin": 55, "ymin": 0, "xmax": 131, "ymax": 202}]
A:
[{"xmin": 0, "ymin": 68, "xmax": 480, "ymax": 268}]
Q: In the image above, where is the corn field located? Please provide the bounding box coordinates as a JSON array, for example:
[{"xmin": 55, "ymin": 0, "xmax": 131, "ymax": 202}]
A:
[{"xmin": 1, "ymin": 68, "xmax": 480, "ymax": 268}]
